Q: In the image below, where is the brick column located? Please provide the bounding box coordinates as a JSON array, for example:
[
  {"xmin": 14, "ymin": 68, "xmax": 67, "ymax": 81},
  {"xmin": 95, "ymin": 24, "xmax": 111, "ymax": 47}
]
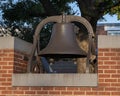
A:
[{"xmin": 0, "ymin": 36, "xmax": 120, "ymax": 96}]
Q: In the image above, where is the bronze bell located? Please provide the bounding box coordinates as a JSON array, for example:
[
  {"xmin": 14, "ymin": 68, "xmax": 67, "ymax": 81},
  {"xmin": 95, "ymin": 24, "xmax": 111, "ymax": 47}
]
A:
[{"xmin": 39, "ymin": 23, "xmax": 87, "ymax": 58}]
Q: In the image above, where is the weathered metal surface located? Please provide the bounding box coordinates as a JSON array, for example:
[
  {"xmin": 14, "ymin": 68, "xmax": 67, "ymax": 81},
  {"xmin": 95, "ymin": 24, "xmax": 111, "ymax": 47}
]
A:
[
  {"xmin": 39, "ymin": 23, "xmax": 87, "ymax": 57},
  {"xmin": 28, "ymin": 14, "xmax": 95, "ymax": 73}
]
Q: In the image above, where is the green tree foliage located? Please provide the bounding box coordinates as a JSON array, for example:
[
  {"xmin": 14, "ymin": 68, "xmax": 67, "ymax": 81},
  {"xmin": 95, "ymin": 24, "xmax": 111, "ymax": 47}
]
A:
[
  {"xmin": 76, "ymin": 0, "xmax": 120, "ymax": 32},
  {"xmin": 106, "ymin": 2, "xmax": 120, "ymax": 19},
  {"xmin": 0, "ymin": 0, "xmax": 120, "ymax": 43},
  {"xmin": 0, "ymin": 0, "xmax": 74, "ymax": 43}
]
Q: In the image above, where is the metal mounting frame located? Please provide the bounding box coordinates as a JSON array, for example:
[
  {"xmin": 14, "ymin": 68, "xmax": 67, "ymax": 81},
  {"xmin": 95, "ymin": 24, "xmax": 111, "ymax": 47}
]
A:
[{"xmin": 27, "ymin": 15, "xmax": 95, "ymax": 73}]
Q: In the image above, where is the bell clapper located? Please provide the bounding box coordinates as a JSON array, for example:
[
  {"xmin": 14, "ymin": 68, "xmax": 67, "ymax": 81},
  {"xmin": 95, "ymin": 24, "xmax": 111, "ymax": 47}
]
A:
[{"xmin": 49, "ymin": 58, "xmax": 54, "ymax": 65}]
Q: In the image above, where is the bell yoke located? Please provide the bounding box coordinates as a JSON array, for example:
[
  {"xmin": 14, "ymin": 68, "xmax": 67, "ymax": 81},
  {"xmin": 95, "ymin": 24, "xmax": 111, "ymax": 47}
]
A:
[{"xmin": 28, "ymin": 14, "xmax": 94, "ymax": 72}]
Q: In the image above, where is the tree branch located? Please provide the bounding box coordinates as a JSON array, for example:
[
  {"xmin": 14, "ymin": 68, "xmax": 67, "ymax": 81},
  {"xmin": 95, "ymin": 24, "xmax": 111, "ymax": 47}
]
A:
[
  {"xmin": 98, "ymin": 0, "xmax": 120, "ymax": 13},
  {"xmin": 39, "ymin": 0, "xmax": 60, "ymax": 16}
]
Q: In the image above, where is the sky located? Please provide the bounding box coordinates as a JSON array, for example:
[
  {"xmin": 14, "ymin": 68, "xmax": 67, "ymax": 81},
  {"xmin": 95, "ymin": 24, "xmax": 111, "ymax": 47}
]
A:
[
  {"xmin": 0, "ymin": 1, "xmax": 120, "ymax": 24},
  {"xmin": 71, "ymin": 2, "xmax": 120, "ymax": 24},
  {"xmin": 98, "ymin": 14, "xmax": 120, "ymax": 24}
]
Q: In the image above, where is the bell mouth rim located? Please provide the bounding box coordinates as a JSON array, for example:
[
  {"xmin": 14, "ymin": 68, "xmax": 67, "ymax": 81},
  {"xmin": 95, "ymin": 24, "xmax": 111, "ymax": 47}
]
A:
[{"xmin": 39, "ymin": 53, "xmax": 87, "ymax": 58}]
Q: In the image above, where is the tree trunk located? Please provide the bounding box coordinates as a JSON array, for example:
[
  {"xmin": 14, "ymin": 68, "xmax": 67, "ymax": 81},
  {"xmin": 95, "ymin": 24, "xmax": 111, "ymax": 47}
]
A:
[{"xmin": 75, "ymin": 0, "xmax": 102, "ymax": 73}]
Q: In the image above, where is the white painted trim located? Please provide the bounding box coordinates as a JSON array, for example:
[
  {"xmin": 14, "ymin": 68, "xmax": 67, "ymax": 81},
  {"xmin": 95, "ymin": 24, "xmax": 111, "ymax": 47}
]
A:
[
  {"xmin": 14, "ymin": 37, "xmax": 32, "ymax": 54},
  {"xmin": 0, "ymin": 37, "xmax": 14, "ymax": 49},
  {"xmin": 12, "ymin": 73, "xmax": 98, "ymax": 86},
  {"xmin": 0, "ymin": 37, "xmax": 32, "ymax": 54},
  {"xmin": 98, "ymin": 35, "xmax": 120, "ymax": 48}
]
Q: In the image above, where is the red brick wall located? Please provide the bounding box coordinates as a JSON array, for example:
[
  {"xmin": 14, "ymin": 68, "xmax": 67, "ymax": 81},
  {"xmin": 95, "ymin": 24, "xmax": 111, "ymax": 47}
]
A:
[
  {"xmin": 14, "ymin": 51, "xmax": 28, "ymax": 73},
  {"xmin": 0, "ymin": 48, "xmax": 120, "ymax": 96},
  {"xmin": 96, "ymin": 26, "xmax": 107, "ymax": 35}
]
